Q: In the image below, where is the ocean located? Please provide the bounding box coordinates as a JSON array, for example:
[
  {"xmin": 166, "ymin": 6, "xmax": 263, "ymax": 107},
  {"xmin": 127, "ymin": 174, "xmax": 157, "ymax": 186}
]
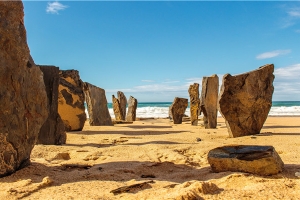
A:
[{"xmin": 99, "ymin": 101, "xmax": 300, "ymax": 119}]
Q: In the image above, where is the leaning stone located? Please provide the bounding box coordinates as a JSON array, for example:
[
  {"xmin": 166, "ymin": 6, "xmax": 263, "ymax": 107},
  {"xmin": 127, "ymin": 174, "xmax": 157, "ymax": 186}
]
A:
[
  {"xmin": 118, "ymin": 91, "xmax": 127, "ymax": 120},
  {"xmin": 207, "ymin": 145, "xmax": 284, "ymax": 176},
  {"xmin": 58, "ymin": 70, "xmax": 86, "ymax": 131},
  {"xmin": 112, "ymin": 95, "xmax": 123, "ymax": 121},
  {"xmin": 170, "ymin": 97, "xmax": 188, "ymax": 124},
  {"xmin": 83, "ymin": 83, "xmax": 113, "ymax": 126},
  {"xmin": 200, "ymin": 74, "xmax": 219, "ymax": 129},
  {"xmin": 188, "ymin": 83, "xmax": 200, "ymax": 126},
  {"xmin": 37, "ymin": 66, "xmax": 66, "ymax": 145},
  {"xmin": 218, "ymin": 65, "xmax": 274, "ymax": 137},
  {"xmin": 0, "ymin": 1, "xmax": 48, "ymax": 177},
  {"xmin": 126, "ymin": 96, "xmax": 138, "ymax": 121}
]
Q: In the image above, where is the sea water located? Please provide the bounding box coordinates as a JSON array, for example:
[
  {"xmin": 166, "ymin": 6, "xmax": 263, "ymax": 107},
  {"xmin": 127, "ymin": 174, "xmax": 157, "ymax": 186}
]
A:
[{"xmin": 86, "ymin": 101, "xmax": 300, "ymax": 119}]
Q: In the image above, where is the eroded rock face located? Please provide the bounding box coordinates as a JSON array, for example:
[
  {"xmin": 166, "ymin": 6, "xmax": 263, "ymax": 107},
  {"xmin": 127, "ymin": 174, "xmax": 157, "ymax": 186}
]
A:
[
  {"xmin": 0, "ymin": 1, "xmax": 48, "ymax": 177},
  {"xmin": 117, "ymin": 91, "xmax": 127, "ymax": 120},
  {"xmin": 218, "ymin": 65, "xmax": 274, "ymax": 137},
  {"xmin": 126, "ymin": 96, "xmax": 138, "ymax": 121},
  {"xmin": 200, "ymin": 74, "xmax": 219, "ymax": 129},
  {"xmin": 112, "ymin": 95, "xmax": 123, "ymax": 121},
  {"xmin": 208, "ymin": 145, "xmax": 284, "ymax": 175},
  {"xmin": 37, "ymin": 66, "xmax": 66, "ymax": 145},
  {"xmin": 83, "ymin": 83, "xmax": 113, "ymax": 126},
  {"xmin": 170, "ymin": 97, "xmax": 188, "ymax": 124},
  {"xmin": 188, "ymin": 83, "xmax": 200, "ymax": 126},
  {"xmin": 58, "ymin": 70, "xmax": 86, "ymax": 131}
]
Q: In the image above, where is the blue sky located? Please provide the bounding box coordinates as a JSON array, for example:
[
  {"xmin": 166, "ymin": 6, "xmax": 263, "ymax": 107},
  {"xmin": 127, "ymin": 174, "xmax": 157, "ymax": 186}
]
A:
[{"xmin": 23, "ymin": 1, "xmax": 300, "ymax": 102}]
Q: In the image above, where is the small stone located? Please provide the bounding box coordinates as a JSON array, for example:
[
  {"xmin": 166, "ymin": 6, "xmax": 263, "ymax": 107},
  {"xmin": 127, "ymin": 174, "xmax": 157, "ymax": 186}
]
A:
[
  {"xmin": 196, "ymin": 138, "xmax": 202, "ymax": 142},
  {"xmin": 295, "ymin": 172, "xmax": 300, "ymax": 177}
]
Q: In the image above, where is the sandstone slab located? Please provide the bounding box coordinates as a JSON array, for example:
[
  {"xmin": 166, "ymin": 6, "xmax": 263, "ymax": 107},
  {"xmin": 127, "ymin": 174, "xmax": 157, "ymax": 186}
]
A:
[
  {"xmin": 117, "ymin": 91, "xmax": 127, "ymax": 120},
  {"xmin": 83, "ymin": 83, "xmax": 113, "ymax": 126},
  {"xmin": 58, "ymin": 70, "xmax": 86, "ymax": 131},
  {"xmin": 170, "ymin": 98, "xmax": 188, "ymax": 124},
  {"xmin": 126, "ymin": 96, "xmax": 138, "ymax": 121},
  {"xmin": 188, "ymin": 83, "xmax": 200, "ymax": 126},
  {"xmin": 218, "ymin": 64, "xmax": 274, "ymax": 137},
  {"xmin": 112, "ymin": 95, "xmax": 123, "ymax": 121},
  {"xmin": 200, "ymin": 74, "xmax": 219, "ymax": 129},
  {"xmin": 0, "ymin": 1, "xmax": 48, "ymax": 177},
  {"xmin": 37, "ymin": 66, "xmax": 66, "ymax": 145},
  {"xmin": 208, "ymin": 145, "xmax": 284, "ymax": 176}
]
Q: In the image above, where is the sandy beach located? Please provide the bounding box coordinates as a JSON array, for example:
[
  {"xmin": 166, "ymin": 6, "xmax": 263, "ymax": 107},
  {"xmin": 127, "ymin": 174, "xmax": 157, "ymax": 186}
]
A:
[{"xmin": 0, "ymin": 116, "xmax": 299, "ymax": 200}]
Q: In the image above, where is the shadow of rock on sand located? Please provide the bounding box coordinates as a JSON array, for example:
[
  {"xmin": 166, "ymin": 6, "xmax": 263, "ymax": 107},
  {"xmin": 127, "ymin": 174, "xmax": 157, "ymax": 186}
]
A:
[
  {"xmin": 69, "ymin": 130, "xmax": 187, "ymax": 136},
  {"xmin": 263, "ymin": 125, "xmax": 300, "ymax": 129},
  {"xmin": 125, "ymin": 125, "xmax": 173, "ymax": 129}
]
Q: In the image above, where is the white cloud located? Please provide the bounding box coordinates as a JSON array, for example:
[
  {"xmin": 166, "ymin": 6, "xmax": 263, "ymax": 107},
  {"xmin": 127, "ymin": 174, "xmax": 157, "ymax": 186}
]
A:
[
  {"xmin": 141, "ymin": 80, "xmax": 155, "ymax": 83},
  {"xmin": 46, "ymin": 1, "xmax": 68, "ymax": 14},
  {"xmin": 274, "ymin": 63, "xmax": 300, "ymax": 79},
  {"xmin": 296, "ymin": 29, "xmax": 300, "ymax": 33},
  {"xmin": 281, "ymin": 5, "xmax": 300, "ymax": 28},
  {"xmin": 288, "ymin": 8, "xmax": 300, "ymax": 17},
  {"xmin": 256, "ymin": 49, "xmax": 291, "ymax": 60}
]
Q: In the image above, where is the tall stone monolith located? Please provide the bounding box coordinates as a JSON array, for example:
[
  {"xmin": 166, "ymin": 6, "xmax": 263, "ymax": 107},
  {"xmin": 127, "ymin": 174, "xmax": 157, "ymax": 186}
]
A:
[
  {"xmin": 83, "ymin": 83, "xmax": 113, "ymax": 126},
  {"xmin": 218, "ymin": 64, "xmax": 274, "ymax": 137},
  {"xmin": 126, "ymin": 96, "xmax": 138, "ymax": 121},
  {"xmin": 112, "ymin": 95, "xmax": 123, "ymax": 120},
  {"xmin": 200, "ymin": 74, "xmax": 219, "ymax": 129},
  {"xmin": 188, "ymin": 83, "xmax": 200, "ymax": 126},
  {"xmin": 170, "ymin": 97, "xmax": 188, "ymax": 124},
  {"xmin": 58, "ymin": 70, "xmax": 86, "ymax": 131},
  {"xmin": 37, "ymin": 66, "xmax": 66, "ymax": 145},
  {"xmin": 117, "ymin": 91, "xmax": 127, "ymax": 120},
  {"xmin": 0, "ymin": 1, "xmax": 48, "ymax": 177}
]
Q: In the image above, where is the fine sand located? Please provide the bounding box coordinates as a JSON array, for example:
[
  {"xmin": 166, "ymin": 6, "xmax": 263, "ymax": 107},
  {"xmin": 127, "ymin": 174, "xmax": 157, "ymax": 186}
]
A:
[{"xmin": 0, "ymin": 117, "xmax": 300, "ymax": 200}]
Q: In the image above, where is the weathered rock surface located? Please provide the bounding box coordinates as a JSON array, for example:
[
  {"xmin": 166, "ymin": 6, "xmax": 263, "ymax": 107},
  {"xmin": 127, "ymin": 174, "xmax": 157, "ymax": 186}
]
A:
[
  {"xmin": 200, "ymin": 74, "xmax": 219, "ymax": 129},
  {"xmin": 37, "ymin": 66, "xmax": 66, "ymax": 145},
  {"xmin": 58, "ymin": 70, "xmax": 86, "ymax": 131},
  {"xmin": 218, "ymin": 65, "xmax": 274, "ymax": 137},
  {"xmin": 112, "ymin": 95, "xmax": 123, "ymax": 121},
  {"xmin": 117, "ymin": 91, "xmax": 127, "ymax": 120},
  {"xmin": 83, "ymin": 83, "xmax": 113, "ymax": 126},
  {"xmin": 126, "ymin": 96, "xmax": 138, "ymax": 121},
  {"xmin": 170, "ymin": 98, "xmax": 188, "ymax": 124},
  {"xmin": 0, "ymin": 1, "xmax": 48, "ymax": 177},
  {"xmin": 208, "ymin": 145, "xmax": 284, "ymax": 176},
  {"xmin": 188, "ymin": 83, "xmax": 200, "ymax": 126}
]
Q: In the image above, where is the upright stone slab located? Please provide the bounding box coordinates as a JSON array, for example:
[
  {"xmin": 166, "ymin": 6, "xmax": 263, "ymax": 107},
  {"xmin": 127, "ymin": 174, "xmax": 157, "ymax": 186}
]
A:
[
  {"xmin": 200, "ymin": 74, "xmax": 219, "ymax": 129},
  {"xmin": 58, "ymin": 70, "xmax": 86, "ymax": 131},
  {"xmin": 117, "ymin": 91, "xmax": 127, "ymax": 120},
  {"xmin": 218, "ymin": 64, "xmax": 274, "ymax": 137},
  {"xmin": 83, "ymin": 83, "xmax": 113, "ymax": 126},
  {"xmin": 188, "ymin": 83, "xmax": 200, "ymax": 126},
  {"xmin": 126, "ymin": 96, "xmax": 138, "ymax": 121},
  {"xmin": 37, "ymin": 66, "xmax": 66, "ymax": 145},
  {"xmin": 208, "ymin": 145, "xmax": 284, "ymax": 176},
  {"xmin": 170, "ymin": 97, "xmax": 188, "ymax": 124},
  {"xmin": 112, "ymin": 95, "xmax": 123, "ymax": 120},
  {"xmin": 0, "ymin": 1, "xmax": 48, "ymax": 177}
]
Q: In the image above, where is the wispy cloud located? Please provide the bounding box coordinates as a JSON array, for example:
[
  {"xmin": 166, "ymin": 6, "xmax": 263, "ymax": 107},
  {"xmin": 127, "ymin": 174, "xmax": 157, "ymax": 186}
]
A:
[
  {"xmin": 256, "ymin": 49, "xmax": 291, "ymax": 60},
  {"xmin": 296, "ymin": 29, "xmax": 300, "ymax": 33},
  {"xmin": 141, "ymin": 80, "xmax": 155, "ymax": 83},
  {"xmin": 46, "ymin": 1, "xmax": 68, "ymax": 14},
  {"xmin": 274, "ymin": 63, "xmax": 300, "ymax": 79},
  {"xmin": 281, "ymin": 5, "xmax": 300, "ymax": 28}
]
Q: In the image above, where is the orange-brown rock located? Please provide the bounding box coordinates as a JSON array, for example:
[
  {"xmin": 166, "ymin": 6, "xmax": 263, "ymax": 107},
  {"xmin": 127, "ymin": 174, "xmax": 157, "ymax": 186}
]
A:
[
  {"xmin": 218, "ymin": 65, "xmax": 274, "ymax": 137},
  {"xmin": 58, "ymin": 70, "xmax": 86, "ymax": 131},
  {"xmin": 208, "ymin": 145, "xmax": 284, "ymax": 175},
  {"xmin": 200, "ymin": 74, "xmax": 219, "ymax": 129},
  {"xmin": 117, "ymin": 91, "xmax": 127, "ymax": 120},
  {"xmin": 112, "ymin": 95, "xmax": 123, "ymax": 121},
  {"xmin": 0, "ymin": 1, "xmax": 48, "ymax": 177},
  {"xmin": 170, "ymin": 97, "xmax": 188, "ymax": 124},
  {"xmin": 126, "ymin": 96, "xmax": 138, "ymax": 121},
  {"xmin": 84, "ymin": 83, "xmax": 113, "ymax": 126},
  {"xmin": 188, "ymin": 83, "xmax": 200, "ymax": 126}
]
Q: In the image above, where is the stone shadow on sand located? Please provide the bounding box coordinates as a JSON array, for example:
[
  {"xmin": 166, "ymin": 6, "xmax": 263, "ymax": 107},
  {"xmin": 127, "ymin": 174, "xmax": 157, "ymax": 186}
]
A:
[
  {"xmin": 263, "ymin": 125, "xmax": 300, "ymax": 129},
  {"xmin": 68, "ymin": 130, "xmax": 187, "ymax": 136}
]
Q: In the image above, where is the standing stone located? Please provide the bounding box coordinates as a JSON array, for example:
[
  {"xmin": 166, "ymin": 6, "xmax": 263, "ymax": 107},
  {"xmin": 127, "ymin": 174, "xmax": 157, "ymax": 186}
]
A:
[
  {"xmin": 126, "ymin": 96, "xmax": 138, "ymax": 121},
  {"xmin": 112, "ymin": 95, "xmax": 123, "ymax": 120},
  {"xmin": 37, "ymin": 66, "xmax": 66, "ymax": 145},
  {"xmin": 188, "ymin": 83, "xmax": 200, "ymax": 126},
  {"xmin": 0, "ymin": 1, "xmax": 48, "ymax": 177},
  {"xmin": 170, "ymin": 97, "xmax": 188, "ymax": 124},
  {"xmin": 58, "ymin": 70, "xmax": 86, "ymax": 131},
  {"xmin": 207, "ymin": 145, "xmax": 284, "ymax": 176},
  {"xmin": 117, "ymin": 91, "xmax": 127, "ymax": 120},
  {"xmin": 218, "ymin": 64, "xmax": 274, "ymax": 137},
  {"xmin": 83, "ymin": 83, "xmax": 113, "ymax": 126},
  {"xmin": 200, "ymin": 74, "xmax": 219, "ymax": 129}
]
